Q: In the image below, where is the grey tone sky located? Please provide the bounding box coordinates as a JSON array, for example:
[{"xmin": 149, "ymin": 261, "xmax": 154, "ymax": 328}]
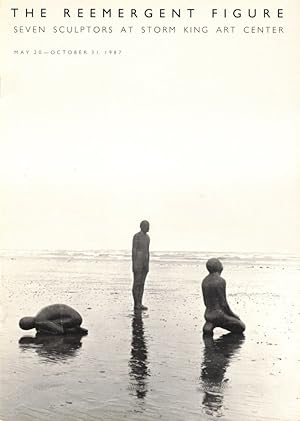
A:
[{"xmin": 1, "ymin": 0, "xmax": 299, "ymax": 253}]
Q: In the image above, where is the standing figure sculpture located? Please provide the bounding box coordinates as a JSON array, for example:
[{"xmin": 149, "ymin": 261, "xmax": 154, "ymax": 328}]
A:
[
  {"xmin": 19, "ymin": 304, "xmax": 88, "ymax": 335},
  {"xmin": 201, "ymin": 258, "xmax": 245, "ymax": 336},
  {"xmin": 132, "ymin": 220, "xmax": 150, "ymax": 311}
]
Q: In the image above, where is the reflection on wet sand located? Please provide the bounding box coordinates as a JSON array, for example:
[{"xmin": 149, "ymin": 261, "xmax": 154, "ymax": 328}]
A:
[
  {"xmin": 129, "ymin": 311, "xmax": 150, "ymax": 399},
  {"xmin": 200, "ymin": 333, "xmax": 245, "ymax": 417},
  {"xmin": 18, "ymin": 333, "xmax": 85, "ymax": 363}
]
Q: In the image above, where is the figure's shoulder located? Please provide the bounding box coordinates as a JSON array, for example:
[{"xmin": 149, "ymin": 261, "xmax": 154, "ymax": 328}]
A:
[
  {"xmin": 202, "ymin": 274, "xmax": 225, "ymax": 287},
  {"xmin": 201, "ymin": 275, "xmax": 211, "ymax": 286},
  {"xmin": 217, "ymin": 276, "xmax": 226, "ymax": 286},
  {"xmin": 36, "ymin": 304, "xmax": 57, "ymax": 318},
  {"xmin": 38, "ymin": 304, "xmax": 56, "ymax": 312},
  {"xmin": 133, "ymin": 232, "xmax": 140, "ymax": 240}
]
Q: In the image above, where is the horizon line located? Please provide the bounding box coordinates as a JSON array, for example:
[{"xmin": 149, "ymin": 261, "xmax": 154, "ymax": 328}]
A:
[{"xmin": 0, "ymin": 247, "xmax": 299, "ymax": 256}]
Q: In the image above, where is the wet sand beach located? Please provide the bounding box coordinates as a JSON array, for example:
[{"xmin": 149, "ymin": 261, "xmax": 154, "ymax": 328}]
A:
[{"xmin": 0, "ymin": 250, "xmax": 300, "ymax": 420}]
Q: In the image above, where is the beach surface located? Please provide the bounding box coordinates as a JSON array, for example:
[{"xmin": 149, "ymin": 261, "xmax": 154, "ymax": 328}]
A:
[{"xmin": 1, "ymin": 250, "xmax": 300, "ymax": 421}]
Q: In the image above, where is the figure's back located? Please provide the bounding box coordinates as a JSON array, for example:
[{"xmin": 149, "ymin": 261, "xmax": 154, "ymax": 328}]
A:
[
  {"xmin": 133, "ymin": 232, "xmax": 150, "ymax": 254},
  {"xmin": 202, "ymin": 274, "xmax": 225, "ymax": 311},
  {"xmin": 36, "ymin": 304, "xmax": 80, "ymax": 322},
  {"xmin": 132, "ymin": 232, "xmax": 150, "ymax": 270}
]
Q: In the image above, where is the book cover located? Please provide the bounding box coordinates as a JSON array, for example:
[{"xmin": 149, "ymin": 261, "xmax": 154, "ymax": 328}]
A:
[{"xmin": 1, "ymin": 0, "xmax": 299, "ymax": 420}]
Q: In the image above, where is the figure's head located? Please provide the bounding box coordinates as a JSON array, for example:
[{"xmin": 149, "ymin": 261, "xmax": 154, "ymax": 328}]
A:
[
  {"xmin": 19, "ymin": 317, "xmax": 35, "ymax": 330},
  {"xmin": 206, "ymin": 258, "xmax": 223, "ymax": 274},
  {"xmin": 140, "ymin": 220, "xmax": 150, "ymax": 233}
]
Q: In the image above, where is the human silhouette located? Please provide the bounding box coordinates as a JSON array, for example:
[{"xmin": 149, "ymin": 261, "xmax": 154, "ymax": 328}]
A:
[
  {"xmin": 19, "ymin": 304, "xmax": 88, "ymax": 335},
  {"xmin": 202, "ymin": 258, "xmax": 245, "ymax": 335},
  {"xmin": 200, "ymin": 333, "xmax": 245, "ymax": 417},
  {"xmin": 132, "ymin": 220, "xmax": 150, "ymax": 311}
]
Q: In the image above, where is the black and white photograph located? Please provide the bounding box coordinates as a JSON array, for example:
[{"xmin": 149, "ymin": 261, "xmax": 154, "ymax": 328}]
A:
[{"xmin": 1, "ymin": 0, "xmax": 299, "ymax": 420}]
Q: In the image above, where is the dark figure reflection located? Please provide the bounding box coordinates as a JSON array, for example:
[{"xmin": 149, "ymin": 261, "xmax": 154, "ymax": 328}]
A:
[
  {"xmin": 129, "ymin": 311, "xmax": 150, "ymax": 399},
  {"xmin": 18, "ymin": 333, "xmax": 85, "ymax": 363},
  {"xmin": 200, "ymin": 333, "xmax": 245, "ymax": 417}
]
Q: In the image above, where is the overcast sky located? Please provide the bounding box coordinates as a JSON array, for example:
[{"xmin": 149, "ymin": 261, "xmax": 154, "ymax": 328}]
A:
[{"xmin": 1, "ymin": 0, "xmax": 299, "ymax": 253}]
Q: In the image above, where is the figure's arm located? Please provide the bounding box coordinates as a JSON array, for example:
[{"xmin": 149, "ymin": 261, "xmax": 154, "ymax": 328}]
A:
[
  {"xmin": 35, "ymin": 321, "xmax": 64, "ymax": 334},
  {"xmin": 147, "ymin": 236, "xmax": 150, "ymax": 264},
  {"xmin": 144, "ymin": 235, "xmax": 150, "ymax": 272},
  {"xmin": 132, "ymin": 235, "xmax": 138, "ymax": 271},
  {"xmin": 218, "ymin": 280, "xmax": 240, "ymax": 319}
]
